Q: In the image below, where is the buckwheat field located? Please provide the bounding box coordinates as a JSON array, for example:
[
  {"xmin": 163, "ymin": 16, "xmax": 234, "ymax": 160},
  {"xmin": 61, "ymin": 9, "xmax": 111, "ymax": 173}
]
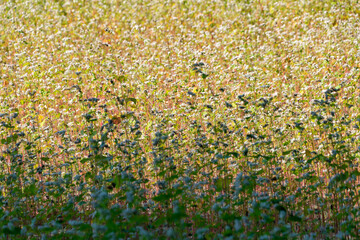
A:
[{"xmin": 1, "ymin": 0, "xmax": 360, "ymax": 239}]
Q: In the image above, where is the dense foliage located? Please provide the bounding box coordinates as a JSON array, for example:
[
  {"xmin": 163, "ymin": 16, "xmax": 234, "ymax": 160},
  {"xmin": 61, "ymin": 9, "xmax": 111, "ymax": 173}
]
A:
[{"xmin": 1, "ymin": 0, "xmax": 360, "ymax": 239}]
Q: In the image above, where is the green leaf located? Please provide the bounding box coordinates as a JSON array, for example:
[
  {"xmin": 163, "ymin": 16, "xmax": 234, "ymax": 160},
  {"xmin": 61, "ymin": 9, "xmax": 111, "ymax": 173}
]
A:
[
  {"xmin": 130, "ymin": 214, "xmax": 149, "ymax": 224},
  {"xmin": 125, "ymin": 97, "xmax": 137, "ymax": 104},
  {"xmin": 80, "ymin": 158, "xmax": 89, "ymax": 164},
  {"xmin": 1, "ymin": 134, "xmax": 18, "ymax": 144},
  {"xmin": 275, "ymin": 205, "xmax": 287, "ymax": 212},
  {"xmin": 85, "ymin": 172, "xmax": 93, "ymax": 181},
  {"xmin": 153, "ymin": 192, "xmax": 173, "ymax": 202},
  {"xmin": 24, "ymin": 183, "xmax": 37, "ymax": 196},
  {"xmin": 282, "ymin": 150, "xmax": 292, "ymax": 155},
  {"xmin": 215, "ymin": 176, "xmax": 233, "ymax": 191},
  {"xmin": 115, "ymin": 75, "xmax": 126, "ymax": 83},
  {"xmin": 289, "ymin": 214, "xmax": 302, "ymax": 222},
  {"xmin": 224, "ymin": 152, "xmax": 239, "ymax": 158},
  {"xmin": 94, "ymin": 154, "xmax": 112, "ymax": 166}
]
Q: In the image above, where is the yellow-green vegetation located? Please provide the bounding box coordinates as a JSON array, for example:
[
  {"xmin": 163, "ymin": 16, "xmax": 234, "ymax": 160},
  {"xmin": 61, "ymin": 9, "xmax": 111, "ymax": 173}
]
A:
[{"xmin": 1, "ymin": 0, "xmax": 360, "ymax": 239}]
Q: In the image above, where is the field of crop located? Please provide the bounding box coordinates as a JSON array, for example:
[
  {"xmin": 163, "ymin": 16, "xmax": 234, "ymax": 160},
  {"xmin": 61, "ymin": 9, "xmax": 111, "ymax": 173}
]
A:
[{"xmin": 1, "ymin": 0, "xmax": 360, "ymax": 239}]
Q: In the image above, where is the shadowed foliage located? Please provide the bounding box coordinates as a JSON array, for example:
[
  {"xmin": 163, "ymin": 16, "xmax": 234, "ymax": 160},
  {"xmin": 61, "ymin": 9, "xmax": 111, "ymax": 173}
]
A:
[{"xmin": 1, "ymin": 0, "xmax": 360, "ymax": 239}]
